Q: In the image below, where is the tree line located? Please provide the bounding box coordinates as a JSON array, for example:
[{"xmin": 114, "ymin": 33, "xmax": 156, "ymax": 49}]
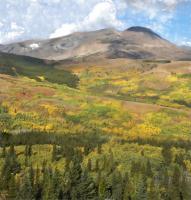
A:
[{"xmin": 0, "ymin": 142, "xmax": 191, "ymax": 200}]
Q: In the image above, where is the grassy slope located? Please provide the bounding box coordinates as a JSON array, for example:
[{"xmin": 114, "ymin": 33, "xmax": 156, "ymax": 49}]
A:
[
  {"xmin": 70, "ymin": 59, "xmax": 191, "ymax": 110},
  {"xmin": 0, "ymin": 57, "xmax": 191, "ymax": 175},
  {"xmin": 0, "ymin": 52, "xmax": 79, "ymax": 87},
  {"xmin": 0, "ymin": 58, "xmax": 191, "ymax": 139}
]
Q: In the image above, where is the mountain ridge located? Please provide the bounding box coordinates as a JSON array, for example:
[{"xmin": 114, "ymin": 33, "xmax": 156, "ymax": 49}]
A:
[{"xmin": 0, "ymin": 26, "xmax": 191, "ymax": 61}]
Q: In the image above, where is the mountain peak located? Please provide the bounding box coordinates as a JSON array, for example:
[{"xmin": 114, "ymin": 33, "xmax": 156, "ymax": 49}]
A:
[
  {"xmin": 126, "ymin": 26, "xmax": 161, "ymax": 38},
  {"xmin": 1, "ymin": 26, "xmax": 190, "ymax": 61}
]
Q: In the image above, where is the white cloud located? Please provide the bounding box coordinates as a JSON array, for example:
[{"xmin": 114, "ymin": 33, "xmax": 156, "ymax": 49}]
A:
[
  {"xmin": 0, "ymin": 21, "xmax": 24, "ymax": 43},
  {"xmin": 11, "ymin": 22, "xmax": 21, "ymax": 30},
  {"xmin": 176, "ymin": 36, "xmax": 191, "ymax": 46},
  {"xmin": 0, "ymin": 0, "xmax": 189, "ymax": 43},
  {"xmin": 120, "ymin": 0, "xmax": 188, "ymax": 37},
  {"xmin": 182, "ymin": 41, "xmax": 191, "ymax": 46},
  {"xmin": 50, "ymin": 23, "xmax": 77, "ymax": 38},
  {"xmin": 123, "ymin": 0, "xmax": 187, "ymax": 20},
  {"xmin": 0, "ymin": 21, "xmax": 3, "ymax": 28},
  {"xmin": 0, "ymin": 30, "xmax": 24, "ymax": 43},
  {"xmin": 76, "ymin": 0, "xmax": 86, "ymax": 4},
  {"xmin": 50, "ymin": 0, "xmax": 124, "ymax": 38},
  {"xmin": 83, "ymin": 0, "xmax": 123, "ymax": 28}
]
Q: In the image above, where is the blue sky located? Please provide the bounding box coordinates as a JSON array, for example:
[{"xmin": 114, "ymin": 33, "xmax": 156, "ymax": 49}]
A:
[{"xmin": 0, "ymin": 0, "xmax": 191, "ymax": 45}]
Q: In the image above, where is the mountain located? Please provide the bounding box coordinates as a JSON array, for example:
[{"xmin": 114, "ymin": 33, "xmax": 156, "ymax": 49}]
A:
[
  {"xmin": 180, "ymin": 45, "xmax": 191, "ymax": 51},
  {"xmin": 0, "ymin": 26, "xmax": 191, "ymax": 61}
]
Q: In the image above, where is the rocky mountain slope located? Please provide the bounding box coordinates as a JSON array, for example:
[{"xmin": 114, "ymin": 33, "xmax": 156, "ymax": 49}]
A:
[{"xmin": 0, "ymin": 26, "xmax": 191, "ymax": 61}]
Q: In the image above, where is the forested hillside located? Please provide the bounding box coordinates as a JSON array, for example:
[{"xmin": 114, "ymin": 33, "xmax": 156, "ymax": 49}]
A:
[{"xmin": 0, "ymin": 57, "xmax": 191, "ymax": 199}]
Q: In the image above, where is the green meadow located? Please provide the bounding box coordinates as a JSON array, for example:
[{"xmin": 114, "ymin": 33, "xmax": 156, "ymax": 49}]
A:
[{"xmin": 0, "ymin": 57, "xmax": 191, "ymax": 199}]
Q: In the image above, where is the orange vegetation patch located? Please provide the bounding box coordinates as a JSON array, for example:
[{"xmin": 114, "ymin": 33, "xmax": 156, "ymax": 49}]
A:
[
  {"xmin": 142, "ymin": 79, "xmax": 170, "ymax": 91},
  {"xmin": 122, "ymin": 100, "xmax": 162, "ymax": 114},
  {"xmin": 156, "ymin": 61, "xmax": 191, "ymax": 74},
  {"xmin": 55, "ymin": 58, "xmax": 137, "ymax": 73},
  {"xmin": 30, "ymin": 86, "xmax": 55, "ymax": 96},
  {"xmin": 15, "ymin": 86, "xmax": 55, "ymax": 100},
  {"xmin": 0, "ymin": 74, "xmax": 17, "ymax": 89},
  {"xmin": 121, "ymin": 99, "xmax": 191, "ymax": 116}
]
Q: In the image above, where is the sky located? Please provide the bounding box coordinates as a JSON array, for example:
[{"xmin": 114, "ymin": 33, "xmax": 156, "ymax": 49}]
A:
[{"xmin": 0, "ymin": 0, "xmax": 191, "ymax": 45}]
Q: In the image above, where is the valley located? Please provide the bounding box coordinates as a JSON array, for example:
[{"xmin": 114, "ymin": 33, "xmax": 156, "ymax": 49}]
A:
[{"xmin": 0, "ymin": 27, "xmax": 191, "ymax": 199}]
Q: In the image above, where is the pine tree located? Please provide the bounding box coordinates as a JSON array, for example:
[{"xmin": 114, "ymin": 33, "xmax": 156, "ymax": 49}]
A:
[
  {"xmin": 130, "ymin": 161, "xmax": 136, "ymax": 177},
  {"xmin": 102, "ymin": 155, "xmax": 107, "ymax": 170},
  {"xmin": 160, "ymin": 167, "xmax": 170, "ymax": 200},
  {"xmin": 141, "ymin": 149, "xmax": 145, "ymax": 157},
  {"xmin": 96, "ymin": 170, "xmax": 102, "ymax": 186},
  {"xmin": 170, "ymin": 165, "xmax": 181, "ymax": 200},
  {"xmin": 76, "ymin": 170, "xmax": 97, "ymax": 200},
  {"xmin": 41, "ymin": 160, "xmax": 47, "ymax": 174},
  {"xmin": 145, "ymin": 159, "xmax": 153, "ymax": 178},
  {"xmin": 34, "ymin": 166, "xmax": 42, "ymax": 200},
  {"xmin": 17, "ymin": 173, "xmax": 34, "ymax": 200},
  {"xmin": 136, "ymin": 175, "xmax": 147, "ymax": 200},
  {"xmin": 52, "ymin": 168, "xmax": 62, "ymax": 199},
  {"xmin": 25, "ymin": 145, "xmax": 33, "ymax": 157},
  {"xmin": 107, "ymin": 149, "xmax": 115, "ymax": 174},
  {"xmin": 98, "ymin": 176, "xmax": 107, "ymax": 200},
  {"xmin": 122, "ymin": 172, "xmax": 132, "ymax": 200},
  {"xmin": 148, "ymin": 179, "xmax": 160, "ymax": 200},
  {"xmin": 7, "ymin": 174, "xmax": 17, "ymax": 199},
  {"xmin": 84, "ymin": 144, "xmax": 91, "ymax": 155},
  {"xmin": 1, "ymin": 146, "xmax": 20, "ymax": 190},
  {"xmin": 67, "ymin": 151, "xmax": 97, "ymax": 200},
  {"xmin": 69, "ymin": 154, "xmax": 83, "ymax": 199},
  {"xmin": 131, "ymin": 161, "xmax": 141, "ymax": 177},
  {"xmin": 161, "ymin": 146, "xmax": 173, "ymax": 165},
  {"xmin": 1, "ymin": 154, "xmax": 12, "ymax": 189},
  {"xmin": 24, "ymin": 145, "xmax": 28, "ymax": 157},
  {"xmin": 29, "ymin": 164, "xmax": 35, "ymax": 188},
  {"xmin": 97, "ymin": 144, "xmax": 102, "ymax": 154},
  {"xmin": 69, "ymin": 155, "xmax": 82, "ymax": 186},
  {"xmin": 8, "ymin": 145, "xmax": 21, "ymax": 174},
  {"xmin": 180, "ymin": 172, "xmax": 191, "ymax": 200},
  {"xmin": 24, "ymin": 155, "xmax": 29, "ymax": 167},
  {"xmin": 28, "ymin": 145, "xmax": 32, "ymax": 157},
  {"xmin": 42, "ymin": 166, "xmax": 56, "ymax": 200},
  {"xmin": 123, "ymin": 180, "xmax": 133, "ymax": 200},
  {"xmin": 87, "ymin": 158, "xmax": 92, "ymax": 171},
  {"xmin": 111, "ymin": 170, "xmax": 123, "ymax": 200},
  {"xmin": 140, "ymin": 163, "xmax": 146, "ymax": 175},
  {"xmin": 1, "ymin": 145, "xmax": 6, "ymax": 158},
  {"xmin": 175, "ymin": 153, "xmax": 186, "ymax": 169},
  {"xmin": 95, "ymin": 159, "xmax": 99, "ymax": 171},
  {"xmin": 52, "ymin": 144, "xmax": 57, "ymax": 162},
  {"xmin": 9, "ymin": 145, "xmax": 16, "ymax": 156}
]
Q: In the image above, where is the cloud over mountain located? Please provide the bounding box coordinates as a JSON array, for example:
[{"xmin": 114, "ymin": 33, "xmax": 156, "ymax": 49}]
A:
[
  {"xmin": 50, "ymin": 0, "xmax": 123, "ymax": 38},
  {"xmin": 0, "ymin": 0, "xmax": 189, "ymax": 44}
]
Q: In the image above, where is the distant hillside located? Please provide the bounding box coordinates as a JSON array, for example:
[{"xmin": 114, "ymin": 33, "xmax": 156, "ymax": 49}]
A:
[
  {"xmin": 180, "ymin": 45, "xmax": 191, "ymax": 51},
  {"xmin": 0, "ymin": 52, "xmax": 79, "ymax": 88},
  {"xmin": 0, "ymin": 26, "xmax": 191, "ymax": 61}
]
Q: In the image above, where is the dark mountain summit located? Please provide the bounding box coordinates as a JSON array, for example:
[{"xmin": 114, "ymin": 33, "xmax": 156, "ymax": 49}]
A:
[{"xmin": 127, "ymin": 26, "xmax": 162, "ymax": 38}]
